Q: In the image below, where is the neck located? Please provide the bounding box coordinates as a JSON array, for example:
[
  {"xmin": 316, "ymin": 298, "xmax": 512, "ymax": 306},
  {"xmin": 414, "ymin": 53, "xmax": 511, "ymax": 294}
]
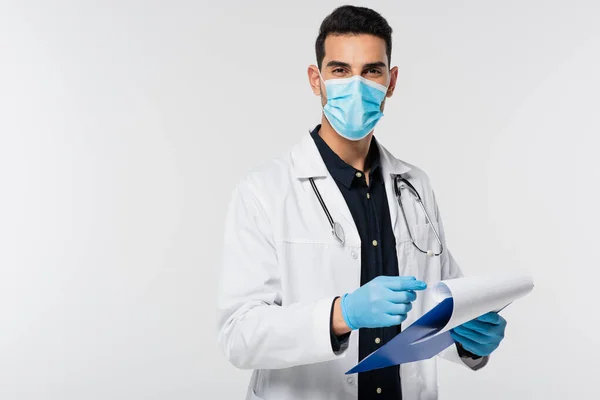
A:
[{"xmin": 318, "ymin": 116, "xmax": 373, "ymax": 173}]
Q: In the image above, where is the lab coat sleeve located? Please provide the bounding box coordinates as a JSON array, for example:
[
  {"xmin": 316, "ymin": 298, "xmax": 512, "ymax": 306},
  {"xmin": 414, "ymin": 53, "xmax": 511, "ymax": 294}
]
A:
[
  {"xmin": 431, "ymin": 188, "xmax": 490, "ymax": 371},
  {"xmin": 216, "ymin": 180, "xmax": 345, "ymax": 370}
]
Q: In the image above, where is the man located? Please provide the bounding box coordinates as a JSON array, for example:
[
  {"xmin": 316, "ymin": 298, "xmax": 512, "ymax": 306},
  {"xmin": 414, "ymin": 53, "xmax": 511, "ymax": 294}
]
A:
[{"xmin": 217, "ymin": 5, "xmax": 507, "ymax": 400}]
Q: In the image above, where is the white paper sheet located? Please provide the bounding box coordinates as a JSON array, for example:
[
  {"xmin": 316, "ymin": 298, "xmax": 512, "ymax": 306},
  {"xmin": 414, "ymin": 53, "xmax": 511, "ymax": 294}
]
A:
[{"xmin": 424, "ymin": 274, "xmax": 534, "ymax": 340}]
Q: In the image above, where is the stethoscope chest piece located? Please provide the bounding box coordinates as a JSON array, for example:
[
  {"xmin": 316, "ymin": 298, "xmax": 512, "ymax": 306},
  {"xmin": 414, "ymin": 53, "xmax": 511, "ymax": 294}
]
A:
[{"xmin": 333, "ymin": 221, "xmax": 345, "ymax": 244}]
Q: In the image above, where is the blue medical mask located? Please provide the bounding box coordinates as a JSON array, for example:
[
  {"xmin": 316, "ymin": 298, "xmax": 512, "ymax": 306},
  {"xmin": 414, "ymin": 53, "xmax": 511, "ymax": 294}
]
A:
[{"xmin": 319, "ymin": 71, "xmax": 389, "ymax": 141}]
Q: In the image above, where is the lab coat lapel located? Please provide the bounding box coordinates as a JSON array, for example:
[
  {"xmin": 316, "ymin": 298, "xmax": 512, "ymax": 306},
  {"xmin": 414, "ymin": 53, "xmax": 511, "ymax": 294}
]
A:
[{"xmin": 292, "ymin": 134, "xmax": 360, "ymax": 246}]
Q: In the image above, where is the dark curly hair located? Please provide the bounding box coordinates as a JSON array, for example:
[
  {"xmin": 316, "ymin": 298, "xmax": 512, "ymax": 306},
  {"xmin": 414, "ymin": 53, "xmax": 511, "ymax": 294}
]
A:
[{"xmin": 315, "ymin": 5, "xmax": 393, "ymax": 70}]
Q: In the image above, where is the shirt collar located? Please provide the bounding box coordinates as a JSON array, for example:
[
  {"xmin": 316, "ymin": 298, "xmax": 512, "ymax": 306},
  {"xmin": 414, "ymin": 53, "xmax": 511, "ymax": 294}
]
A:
[{"xmin": 310, "ymin": 124, "xmax": 382, "ymax": 189}]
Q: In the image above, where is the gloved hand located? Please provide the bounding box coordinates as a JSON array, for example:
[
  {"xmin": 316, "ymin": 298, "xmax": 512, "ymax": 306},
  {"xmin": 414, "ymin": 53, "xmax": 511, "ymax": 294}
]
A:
[
  {"xmin": 341, "ymin": 275, "xmax": 427, "ymax": 330},
  {"xmin": 450, "ymin": 312, "xmax": 507, "ymax": 357}
]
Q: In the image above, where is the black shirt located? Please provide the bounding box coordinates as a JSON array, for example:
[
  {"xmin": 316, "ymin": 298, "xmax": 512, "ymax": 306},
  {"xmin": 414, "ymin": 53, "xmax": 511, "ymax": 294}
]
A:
[{"xmin": 311, "ymin": 125, "xmax": 403, "ymax": 400}]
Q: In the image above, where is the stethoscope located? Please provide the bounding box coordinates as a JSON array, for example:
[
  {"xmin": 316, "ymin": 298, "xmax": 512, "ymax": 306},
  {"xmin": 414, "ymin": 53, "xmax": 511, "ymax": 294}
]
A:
[{"xmin": 308, "ymin": 174, "xmax": 444, "ymax": 257}]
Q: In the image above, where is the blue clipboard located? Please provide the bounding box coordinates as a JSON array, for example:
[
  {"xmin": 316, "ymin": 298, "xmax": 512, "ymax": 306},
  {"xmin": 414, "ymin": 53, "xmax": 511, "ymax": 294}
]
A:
[{"xmin": 346, "ymin": 297, "xmax": 456, "ymax": 374}]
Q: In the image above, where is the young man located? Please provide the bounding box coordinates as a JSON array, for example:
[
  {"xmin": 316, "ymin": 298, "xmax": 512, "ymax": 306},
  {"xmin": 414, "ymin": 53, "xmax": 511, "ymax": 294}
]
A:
[{"xmin": 217, "ymin": 6, "xmax": 507, "ymax": 400}]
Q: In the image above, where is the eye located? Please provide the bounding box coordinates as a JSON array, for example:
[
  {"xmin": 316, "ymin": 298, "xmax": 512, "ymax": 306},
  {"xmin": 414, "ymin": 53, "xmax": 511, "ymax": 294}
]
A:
[
  {"xmin": 365, "ymin": 68, "xmax": 382, "ymax": 76},
  {"xmin": 332, "ymin": 67, "xmax": 348, "ymax": 76}
]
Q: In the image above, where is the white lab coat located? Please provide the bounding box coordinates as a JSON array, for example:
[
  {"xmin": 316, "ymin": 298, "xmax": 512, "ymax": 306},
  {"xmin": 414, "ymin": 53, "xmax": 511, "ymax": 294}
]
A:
[{"xmin": 217, "ymin": 133, "xmax": 483, "ymax": 400}]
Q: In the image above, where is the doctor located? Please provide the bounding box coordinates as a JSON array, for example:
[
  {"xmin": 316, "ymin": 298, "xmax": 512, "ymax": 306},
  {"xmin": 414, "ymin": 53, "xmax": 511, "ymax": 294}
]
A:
[{"xmin": 217, "ymin": 5, "xmax": 507, "ymax": 400}]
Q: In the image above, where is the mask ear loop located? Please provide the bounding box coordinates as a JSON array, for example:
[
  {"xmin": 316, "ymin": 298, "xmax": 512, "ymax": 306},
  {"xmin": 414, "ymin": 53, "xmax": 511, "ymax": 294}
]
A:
[
  {"xmin": 316, "ymin": 68, "xmax": 328, "ymax": 107},
  {"xmin": 384, "ymin": 70, "xmax": 392, "ymax": 96},
  {"xmin": 317, "ymin": 68, "xmax": 326, "ymax": 96}
]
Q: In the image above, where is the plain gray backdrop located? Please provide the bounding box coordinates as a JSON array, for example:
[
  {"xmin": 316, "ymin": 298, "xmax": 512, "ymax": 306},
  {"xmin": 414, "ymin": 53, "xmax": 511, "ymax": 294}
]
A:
[{"xmin": 1, "ymin": 0, "xmax": 599, "ymax": 399}]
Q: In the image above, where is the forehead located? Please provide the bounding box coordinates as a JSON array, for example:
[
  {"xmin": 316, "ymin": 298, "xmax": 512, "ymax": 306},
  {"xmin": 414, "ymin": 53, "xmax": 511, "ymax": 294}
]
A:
[{"xmin": 323, "ymin": 33, "xmax": 388, "ymax": 66}]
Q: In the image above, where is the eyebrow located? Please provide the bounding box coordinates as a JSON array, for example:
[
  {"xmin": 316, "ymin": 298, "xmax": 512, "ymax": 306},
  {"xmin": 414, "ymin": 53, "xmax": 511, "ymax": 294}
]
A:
[
  {"xmin": 326, "ymin": 60, "xmax": 352, "ymax": 69},
  {"xmin": 326, "ymin": 60, "xmax": 388, "ymax": 69},
  {"xmin": 363, "ymin": 62, "xmax": 387, "ymax": 69}
]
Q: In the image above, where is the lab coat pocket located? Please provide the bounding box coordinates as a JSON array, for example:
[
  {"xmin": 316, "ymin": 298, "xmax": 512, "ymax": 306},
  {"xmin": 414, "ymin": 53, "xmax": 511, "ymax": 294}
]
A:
[
  {"xmin": 411, "ymin": 222, "xmax": 441, "ymax": 254},
  {"xmin": 277, "ymin": 240, "xmax": 361, "ymax": 304},
  {"xmin": 396, "ymin": 222, "xmax": 442, "ymax": 281},
  {"xmin": 411, "ymin": 222, "xmax": 443, "ymax": 280}
]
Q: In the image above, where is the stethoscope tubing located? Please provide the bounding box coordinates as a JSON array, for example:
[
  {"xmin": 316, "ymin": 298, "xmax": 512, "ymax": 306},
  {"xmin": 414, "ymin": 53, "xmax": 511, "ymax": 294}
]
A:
[
  {"xmin": 394, "ymin": 175, "xmax": 444, "ymax": 257},
  {"xmin": 309, "ymin": 173, "xmax": 444, "ymax": 256},
  {"xmin": 309, "ymin": 177, "xmax": 335, "ymax": 229}
]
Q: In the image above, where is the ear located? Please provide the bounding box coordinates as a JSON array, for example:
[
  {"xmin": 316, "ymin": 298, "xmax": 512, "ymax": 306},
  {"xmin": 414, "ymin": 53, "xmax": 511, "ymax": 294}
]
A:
[
  {"xmin": 307, "ymin": 65, "xmax": 323, "ymax": 96},
  {"xmin": 386, "ymin": 66, "xmax": 399, "ymax": 98}
]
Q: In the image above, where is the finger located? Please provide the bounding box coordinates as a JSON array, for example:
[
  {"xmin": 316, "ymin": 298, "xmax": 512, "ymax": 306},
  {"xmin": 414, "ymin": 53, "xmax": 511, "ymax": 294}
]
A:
[
  {"xmin": 477, "ymin": 312, "xmax": 505, "ymax": 326},
  {"xmin": 399, "ymin": 279, "xmax": 427, "ymax": 291},
  {"xmin": 379, "ymin": 313, "xmax": 406, "ymax": 327},
  {"xmin": 452, "ymin": 325, "xmax": 498, "ymax": 345},
  {"xmin": 450, "ymin": 331, "xmax": 493, "ymax": 357},
  {"xmin": 384, "ymin": 302, "xmax": 413, "ymax": 316},
  {"xmin": 384, "ymin": 289, "xmax": 417, "ymax": 304},
  {"xmin": 382, "ymin": 277, "xmax": 427, "ymax": 291},
  {"xmin": 462, "ymin": 319, "xmax": 505, "ymax": 336},
  {"xmin": 376, "ymin": 275, "xmax": 415, "ymax": 285}
]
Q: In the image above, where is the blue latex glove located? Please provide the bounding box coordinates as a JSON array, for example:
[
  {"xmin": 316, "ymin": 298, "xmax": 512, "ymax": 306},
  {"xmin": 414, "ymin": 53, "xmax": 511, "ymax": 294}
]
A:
[
  {"xmin": 450, "ymin": 312, "xmax": 507, "ymax": 357},
  {"xmin": 341, "ymin": 276, "xmax": 427, "ymax": 330}
]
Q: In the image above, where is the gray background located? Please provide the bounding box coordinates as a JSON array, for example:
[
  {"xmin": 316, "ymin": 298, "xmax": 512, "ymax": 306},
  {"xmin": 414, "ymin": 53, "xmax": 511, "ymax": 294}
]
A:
[{"xmin": 1, "ymin": 0, "xmax": 599, "ymax": 399}]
